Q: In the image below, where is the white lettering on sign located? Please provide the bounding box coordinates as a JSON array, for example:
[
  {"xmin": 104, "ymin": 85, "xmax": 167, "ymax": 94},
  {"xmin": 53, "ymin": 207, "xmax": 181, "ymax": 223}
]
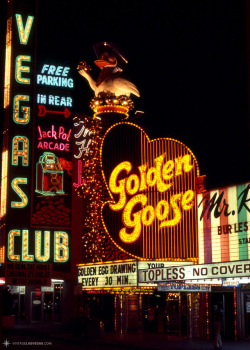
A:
[
  {"xmin": 37, "ymin": 94, "xmax": 73, "ymax": 107},
  {"xmin": 78, "ymin": 261, "xmax": 137, "ymax": 289},
  {"xmin": 222, "ymin": 280, "xmax": 239, "ymax": 287},
  {"xmin": 138, "ymin": 260, "xmax": 250, "ymax": 283},
  {"xmin": 37, "ymin": 65, "xmax": 73, "ymax": 88},
  {"xmin": 37, "ymin": 75, "xmax": 74, "ymax": 88},
  {"xmin": 41, "ymin": 65, "xmax": 70, "ymax": 76},
  {"xmin": 157, "ymin": 283, "xmax": 211, "ymax": 292},
  {"xmin": 73, "ymin": 118, "xmax": 93, "ymax": 159}
]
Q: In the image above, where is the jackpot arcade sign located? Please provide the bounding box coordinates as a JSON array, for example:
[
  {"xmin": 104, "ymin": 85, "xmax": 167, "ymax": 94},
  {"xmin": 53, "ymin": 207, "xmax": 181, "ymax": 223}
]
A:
[
  {"xmin": 1, "ymin": 0, "xmax": 73, "ymax": 281},
  {"xmin": 101, "ymin": 122, "xmax": 200, "ymax": 261}
]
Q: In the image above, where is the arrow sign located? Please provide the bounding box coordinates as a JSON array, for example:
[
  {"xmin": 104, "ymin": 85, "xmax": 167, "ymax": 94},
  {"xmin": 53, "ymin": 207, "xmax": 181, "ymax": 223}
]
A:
[{"xmin": 38, "ymin": 105, "xmax": 71, "ymax": 118}]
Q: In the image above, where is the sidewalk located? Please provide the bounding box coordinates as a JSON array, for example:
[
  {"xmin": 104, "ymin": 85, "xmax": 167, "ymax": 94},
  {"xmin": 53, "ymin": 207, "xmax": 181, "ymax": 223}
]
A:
[
  {"xmin": 3, "ymin": 323, "xmax": 250, "ymax": 350},
  {"xmin": 51, "ymin": 329, "xmax": 250, "ymax": 350},
  {"xmin": 80, "ymin": 332, "xmax": 250, "ymax": 350}
]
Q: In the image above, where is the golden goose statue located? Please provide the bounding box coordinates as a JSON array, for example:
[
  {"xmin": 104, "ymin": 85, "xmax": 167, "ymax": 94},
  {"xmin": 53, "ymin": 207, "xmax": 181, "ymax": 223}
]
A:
[{"xmin": 77, "ymin": 42, "xmax": 140, "ymax": 98}]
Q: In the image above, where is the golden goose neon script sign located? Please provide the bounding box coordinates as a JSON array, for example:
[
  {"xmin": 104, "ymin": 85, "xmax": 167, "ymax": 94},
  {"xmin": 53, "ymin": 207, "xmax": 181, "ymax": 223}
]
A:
[
  {"xmin": 101, "ymin": 123, "xmax": 199, "ymax": 259},
  {"xmin": 109, "ymin": 153, "xmax": 195, "ymax": 244}
]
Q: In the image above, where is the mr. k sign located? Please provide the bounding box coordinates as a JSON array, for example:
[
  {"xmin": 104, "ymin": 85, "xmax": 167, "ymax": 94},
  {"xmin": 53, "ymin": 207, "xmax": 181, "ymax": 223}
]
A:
[
  {"xmin": 101, "ymin": 123, "xmax": 200, "ymax": 261},
  {"xmin": 198, "ymin": 183, "xmax": 250, "ymax": 264}
]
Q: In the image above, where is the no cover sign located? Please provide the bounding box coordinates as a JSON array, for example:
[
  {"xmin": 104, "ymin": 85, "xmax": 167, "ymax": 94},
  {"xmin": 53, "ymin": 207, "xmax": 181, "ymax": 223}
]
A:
[{"xmin": 139, "ymin": 260, "xmax": 250, "ymax": 283}]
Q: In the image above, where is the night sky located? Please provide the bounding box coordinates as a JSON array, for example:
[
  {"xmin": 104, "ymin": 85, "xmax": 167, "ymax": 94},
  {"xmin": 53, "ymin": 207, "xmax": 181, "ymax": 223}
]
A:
[{"xmin": 1, "ymin": 0, "xmax": 249, "ymax": 190}]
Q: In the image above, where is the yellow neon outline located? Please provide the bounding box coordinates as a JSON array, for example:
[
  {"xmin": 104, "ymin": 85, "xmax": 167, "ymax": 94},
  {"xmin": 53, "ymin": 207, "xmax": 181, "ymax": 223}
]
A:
[
  {"xmin": 15, "ymin": 14, "xmax": 34, "ymax": 45},
  {"xmin": 99, "ymin": 121, "xmax": 200, "ymax": 261}
]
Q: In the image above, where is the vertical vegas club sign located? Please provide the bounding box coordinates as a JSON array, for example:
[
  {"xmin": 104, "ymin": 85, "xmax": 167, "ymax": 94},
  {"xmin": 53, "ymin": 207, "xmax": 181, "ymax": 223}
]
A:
[
  {"xmin": 1, "ymin": 1, "xmax": 71, "ymax": 274},
  {"xmin": 101, "ymin": 123, "xmax": 200, "ymax": 260}
]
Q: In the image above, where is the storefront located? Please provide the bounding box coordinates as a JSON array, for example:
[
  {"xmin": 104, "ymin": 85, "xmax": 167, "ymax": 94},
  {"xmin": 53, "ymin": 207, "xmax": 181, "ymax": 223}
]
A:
[
  {"xmin": 197, "ymin": 182, "xmax": 250, "ymax": 340},
  {"xmin": 5, "ymin": 280, "xmax": 63, "ymax": 323},
  {"xmin": 76, "ymin": 79, "xmax": 204, "ymax": 336},
  {"xmin": 76, "ymin": 178, "xmax": 250, "ymax": 340}
]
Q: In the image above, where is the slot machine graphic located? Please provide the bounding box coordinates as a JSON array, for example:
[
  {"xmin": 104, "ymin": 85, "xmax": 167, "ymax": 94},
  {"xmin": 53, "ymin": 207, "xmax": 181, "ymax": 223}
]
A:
[{"xmin": 36, "ymin": 152, "xmax": 64, "ymax": 196}]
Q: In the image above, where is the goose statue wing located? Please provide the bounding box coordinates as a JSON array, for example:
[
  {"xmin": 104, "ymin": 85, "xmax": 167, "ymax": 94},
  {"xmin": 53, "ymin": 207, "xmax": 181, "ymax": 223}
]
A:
[{"xmin": 112, "ymin": 77, "xmax": 140, "ymax": 97}]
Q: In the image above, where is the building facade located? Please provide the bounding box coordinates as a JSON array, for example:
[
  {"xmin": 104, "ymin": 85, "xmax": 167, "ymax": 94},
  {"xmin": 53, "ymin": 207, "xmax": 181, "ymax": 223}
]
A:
[
  {"xmin": 0, "ymin": 0, "xmax": 81, "ymax": 326},
  {"xmin": 1, "ymin": 0, "xmax": 249, "ymax": 343}
]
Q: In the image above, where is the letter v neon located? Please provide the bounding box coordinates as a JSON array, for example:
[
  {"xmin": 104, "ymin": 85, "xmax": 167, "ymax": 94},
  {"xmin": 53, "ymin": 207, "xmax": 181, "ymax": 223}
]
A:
[{"xmin": 15, "ymin": 14, "xmax": 34, "ymax": 45}]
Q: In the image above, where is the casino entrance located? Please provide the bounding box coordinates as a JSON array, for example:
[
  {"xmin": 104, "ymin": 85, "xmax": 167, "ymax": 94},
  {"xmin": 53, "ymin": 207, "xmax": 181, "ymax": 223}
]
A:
[
  {"xmin": 5, "ymin": 281, "xmax": 64, "ymax": 324},
  {"xmin": 143, "ymin": 291, "xmax": 202, "ymax": 337},
  {"xmin": 210, "ymin": 290, "xmax": 235, "ymax": 340}
]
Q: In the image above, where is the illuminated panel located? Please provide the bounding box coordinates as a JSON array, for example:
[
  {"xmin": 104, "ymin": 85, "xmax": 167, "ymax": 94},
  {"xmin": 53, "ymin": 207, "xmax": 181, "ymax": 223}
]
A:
[
  {"xmin": 138, "ymin": 260, "xmax": 250, "ymax": 282},
  {"xmin": 13, "ymin": 95, "xmax": 30, "ymax": 124},
  {"xmin": 0, "ymin": 246, "xmax": 5, "ymax": 263},
  {"xmin": 197, "ymin": 183, "xmax": 250, "ymax": 263},
  {"xmin": 54, "ymin": 231, "xmax": 69, "ymax": 262},
  {"xmin": 78, "ymin": 260, "xmax": 137, "ymax": 289},
  {"xmin": 120, "ymin": 194, "xmax": 147, "ymax": 243},
  {"xmin": 12, "ymin": 136, "xmax": 29, "ymax": 166},
  {"xmin": 101, "ymin": 122, "xmax": 200, "ymax": 260},
  {"xmin": 15, "ymin": 55, "xmax": 31, "ymax": 84},
  {"xmin": 15, "ymin": 14, "xmax": 34, "ymax": 45},
  {"xmin": 22, "ymin": 229, "xmax": 34, "ymax": 261},
  {"xmin": 35, "ymin": 151, "xmax": 64, "ymax": 196},
  {"xmin": 1, "ymin": 16, "xmax": 12, "ymax": 221},
  {"xmin": 210, "ymin": 190, "xmax": 221, "ymax": 263},
  {"xmin": 4, "ymin": 17, "xmax": 12, "ymax": 109},
  {"xmin": 109, "ymin": 161, "xmax": 131, "ymax": 211},
  {"xmin": 6, "ymin": 229, "xmax": 71, "ymax": 264},
  {"xmin": 32, "ymin": 61, "xmax": 73, "ymax": 236},
  {"xmin": 11, "ymin": 178, "xmax": 28, "ymax": 208},
  {"xmin": 35, "ymin": 231, "xmax": 50, "ymax": 262},
  {"xmin": 8, "ymin": 230, "xmax": 20, "ymax": 261},
  {"xmin": 0, "ymin": 150, "xmax": 8, "ymax": 217},
  {"xmin": 2, "ymin": 2, "xmax": 72, "ymax": 276}
]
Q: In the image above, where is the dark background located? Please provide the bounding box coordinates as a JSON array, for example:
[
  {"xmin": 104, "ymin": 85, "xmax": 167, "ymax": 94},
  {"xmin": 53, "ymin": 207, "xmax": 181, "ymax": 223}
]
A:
[{"xmin": 1, "ymin": 0, "xmax": 249, "ymax": 190}]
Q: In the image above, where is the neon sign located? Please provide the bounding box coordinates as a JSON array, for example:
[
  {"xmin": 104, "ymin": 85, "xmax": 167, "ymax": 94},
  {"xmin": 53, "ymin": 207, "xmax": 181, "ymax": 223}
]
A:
[
  {"xmin": 37, "ymin": 94, "xmax": 72, "ymax": 107},
  {"xmin": 109, "ymin": 154, "xmax": 195, "ymax": 243},
  {"xmin": 36, "ymin": 152, "xmax": 64, "ymax": 196},
  {"xmin": 73, "ymin": 117, "xmax": 93, "ymax": 189},
  {"xmin": 33, "ymin": 58, "xmax": 73, "ymax": 229},
  {"xmin": 101, "ymin": 122, "xmax": 200, "ymax": 260},
  {"xmin": 1, "ymin": 9, "xmax": 35, "ymax": 272},
  {"xmin": 37, "ymin": 125, "xmax": 71, "ymax": 152},
  {"xmin": 7, "ymin": 229, "xmax": 69, "ymax": 263},
  {"xmin": 15, "ymin": 14, "xmax": 34, "ymax": 44},
  {"xmin": 13, "ymin": 95, "xmax": 30, "ymax": 123},
  {"xmin": 2, "ymin": 2, "xmax": 72, "ymax": 274},
  {"xmin": 73, "ymin": 117, "xmax": 93, "ymax": 159},
  {"xmin": 34, "ymin": 58, "xmax": 74, "ymax": 231},
  {"xmin": 7, "ymin": 12, "xmax": 33, "ymax": 224},
  {"xmin": 37, "ymin": 64, "xmax": 74, "ymax": 88},
  {"xmin": 11, "ymin": 178, "xmax": 28, "ymax": 208},
  {"xmin": 15, "ymin": 55, "xmax": 31, "ymax": 84}
]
